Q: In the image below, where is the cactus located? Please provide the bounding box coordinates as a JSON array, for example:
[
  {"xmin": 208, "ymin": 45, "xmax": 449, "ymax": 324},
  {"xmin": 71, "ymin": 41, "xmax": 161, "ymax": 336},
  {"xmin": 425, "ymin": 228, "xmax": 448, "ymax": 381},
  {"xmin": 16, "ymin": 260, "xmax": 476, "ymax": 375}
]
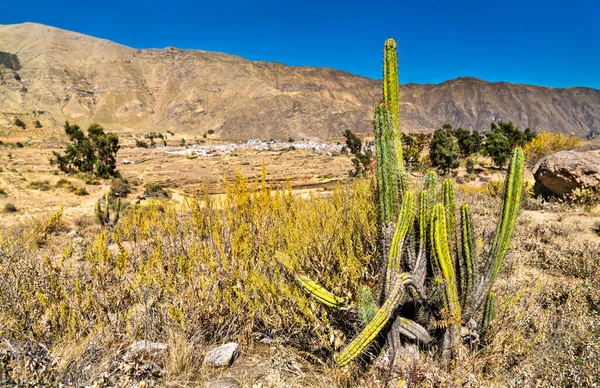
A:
[
  {"xmin": 95, "ymin": 193, "xmax": 121, "ymax": 227},
  {"xmin": 290, "ymin": 38, "xmax": 524, "ymax": 367},
  {"xmin": 358, "ymin": 286, "xmax": 376, "ymax": 326},
  {"xmin": 482, "ymin": 291, "xmax": 497, "ymax": 336}
]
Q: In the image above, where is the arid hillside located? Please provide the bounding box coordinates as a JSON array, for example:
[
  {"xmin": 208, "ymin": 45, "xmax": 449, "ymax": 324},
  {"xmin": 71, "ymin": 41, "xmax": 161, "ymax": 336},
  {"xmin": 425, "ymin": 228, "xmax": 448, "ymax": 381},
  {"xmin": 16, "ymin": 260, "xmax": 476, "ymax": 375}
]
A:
[{"xmin": 1, "ymin": 22, "xmax": 599, "ymax": 139}]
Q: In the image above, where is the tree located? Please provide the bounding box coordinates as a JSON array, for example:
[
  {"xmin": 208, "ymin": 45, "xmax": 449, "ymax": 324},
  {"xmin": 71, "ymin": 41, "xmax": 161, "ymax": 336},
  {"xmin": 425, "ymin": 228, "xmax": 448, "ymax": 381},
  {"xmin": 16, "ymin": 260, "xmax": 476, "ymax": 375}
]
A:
[
  {"xmin": 484, "ymin": 131, "xmax": 511, "ymax": 167},
  {"xmin": 452, "ymin": 127, "xmax": 482, "ymax": 157},
  {"xmin": 50, "ymin": 122, "xmax": 120, "ymax": 178},
  {"xmin": 13, "ymin": 117, "xmax": 26, "ymax": 129},
  {"xmin": 490, "ymin": 121, "xmax": 535, "ymax": 148},
  {"xmin": 343, "ymin": 130, "xmax": 372, "ymax": 177},
  {"xmin": 429, "ymin": 127, "xmax": 460, "ymax": 174}
]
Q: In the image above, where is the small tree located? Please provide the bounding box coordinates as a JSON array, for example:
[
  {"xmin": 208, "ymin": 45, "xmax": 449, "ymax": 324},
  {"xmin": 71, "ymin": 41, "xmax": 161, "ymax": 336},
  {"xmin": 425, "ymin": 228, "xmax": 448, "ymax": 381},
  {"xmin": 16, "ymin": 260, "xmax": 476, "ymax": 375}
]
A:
[
  {"xmin": 50, "ymin": 122, "xmax": 120, "ymax": 178},
  {"xmin": 34, "ymin": 120, "xmax": 42, "ymax": 128},
  {"xmin": 343, "ymin": 130, "xmax": 372, "ymax": 177},
  {"xmin": 490, "ymin": 121, "xmax": 535, "ymax": 148},
  {"xmin": 484, "ymin": 131, "xmax": 511, "ymax": 167},
  {"xmin": 429, "ymin": 127, "xmax": 460, "ymax": 174},
  {"xmin": 13, "ymin": 117, "xmax": 26, "ymax": 129}
]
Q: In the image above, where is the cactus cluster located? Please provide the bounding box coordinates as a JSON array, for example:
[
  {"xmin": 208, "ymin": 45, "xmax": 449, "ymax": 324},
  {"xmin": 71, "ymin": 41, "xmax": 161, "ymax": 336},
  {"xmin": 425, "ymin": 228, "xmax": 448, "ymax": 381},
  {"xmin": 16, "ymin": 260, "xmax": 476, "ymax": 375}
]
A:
[
  {"xmin": 95, "ymin": 193, "xmax": 121, "ymax": 227},
  {"xmin": 294, "ymin": 38, "xmax": 524, "ymax": 367}
]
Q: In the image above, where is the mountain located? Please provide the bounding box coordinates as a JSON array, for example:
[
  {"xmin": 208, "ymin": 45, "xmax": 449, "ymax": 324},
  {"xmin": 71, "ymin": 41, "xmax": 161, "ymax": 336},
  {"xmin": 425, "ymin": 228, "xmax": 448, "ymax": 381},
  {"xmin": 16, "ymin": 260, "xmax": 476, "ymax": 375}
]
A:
[{"xmin": 1, "ymin": 22, "xmax": 599, "ymax": 140}]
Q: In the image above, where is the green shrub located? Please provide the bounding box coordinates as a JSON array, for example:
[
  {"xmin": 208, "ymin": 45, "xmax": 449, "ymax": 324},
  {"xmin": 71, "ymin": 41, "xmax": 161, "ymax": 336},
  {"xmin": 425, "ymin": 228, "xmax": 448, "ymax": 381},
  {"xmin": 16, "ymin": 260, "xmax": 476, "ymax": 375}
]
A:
[
  {"xmin": 13, "ymin": 117, "xmax": 26, "ymax": 129},
  {"xmin": 110, "ymin": 178, "xmax": 131, "ymax": 198},
  {"xmin": 144, "ymin": 183, "xmax": 170, "ymax": 199},
  {"xmin": 3, "ymin": 203, "xmax": 17, "ymax": 213},
  {"xmin": 465, "ymin": 158, "xmax": 475, "ymax": 174},
  {"xmin": 15, "ymin": 142, "xmax": 24, "ymax": 148},
  {"xmin": 28, "ymin": 180, "xmax": 51, "ymax": 191},
  {"xmin": 34, "ymin": 120, "xmax": 42, "ymax": 128},
  {"xmin": 73, "ymin": 188, "xmax": 89, "ymax": 196}
]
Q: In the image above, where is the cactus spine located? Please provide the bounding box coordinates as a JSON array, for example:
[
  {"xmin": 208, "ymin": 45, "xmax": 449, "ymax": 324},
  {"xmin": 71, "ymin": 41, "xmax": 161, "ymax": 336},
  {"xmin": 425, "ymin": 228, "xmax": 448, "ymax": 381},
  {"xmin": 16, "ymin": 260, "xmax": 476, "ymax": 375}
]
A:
[{"xmin": 292, "ymin": 38, "xmax": 524, "ymax": 368}]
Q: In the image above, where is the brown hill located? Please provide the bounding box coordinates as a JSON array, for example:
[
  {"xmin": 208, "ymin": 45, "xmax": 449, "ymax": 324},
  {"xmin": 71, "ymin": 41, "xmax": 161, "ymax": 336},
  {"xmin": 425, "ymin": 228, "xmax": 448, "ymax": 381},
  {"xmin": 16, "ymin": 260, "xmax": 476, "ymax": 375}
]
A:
[{"xmin": 1, "ymin": 22, "xmax": 599, "ymax": 140}]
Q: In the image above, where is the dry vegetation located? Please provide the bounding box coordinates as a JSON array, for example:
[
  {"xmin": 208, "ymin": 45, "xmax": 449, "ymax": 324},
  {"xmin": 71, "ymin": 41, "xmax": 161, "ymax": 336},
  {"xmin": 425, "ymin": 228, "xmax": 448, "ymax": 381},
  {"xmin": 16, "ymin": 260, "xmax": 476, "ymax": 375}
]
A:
[{"xmin": 0, "ymin": 159, "xmax": 598, "ymax": 386}]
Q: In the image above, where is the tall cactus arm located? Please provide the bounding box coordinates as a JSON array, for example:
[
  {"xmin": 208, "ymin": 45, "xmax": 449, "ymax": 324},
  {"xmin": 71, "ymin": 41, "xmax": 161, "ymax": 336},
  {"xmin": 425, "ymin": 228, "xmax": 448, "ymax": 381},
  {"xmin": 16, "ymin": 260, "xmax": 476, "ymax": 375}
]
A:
[
  {"xmin": 113, "ymin": 197, "xmax": 121, "ymax": 225},
  {"xmin": 386, "ymin": 191, "xmax": 416, "ymax": 295},
  {"xmin": 383, "ymin": 38, "xmax": 399, "ymax": 131},
  {"xmin": 442, "ymin": 179, "xmax": 458, "ymax": 256},
  {"xmin": 482, "ymin": 291, "xmax": 497, "ymax": 336},
  {"xmin": 489, "ymin": 148, "xmax": 524, "ymax": 282},
  {"xmin": 475, "ymin": 148, "xmax": 524, "ymax": 311},
  {"xmin": 414, "ymin": 190, "xmax": 430, "ymax": 284},
  {"xmin": 395, "ymin": 317, "xmax": 433, "ymax": 344},
  {"xmin": 424, "ymin": 171, "xmax": 438, "ymax": 202},
  {"xmin": 297, "ymin": 275, "xmax": 346, "ymax": 308},
  {"xmin": 336, "ymin": 274, "xmax": 410, "ymax": 366},
  {"xmin": 95, "ymin": 201, "xmax": 104, "ymax": 226},
  {"xmin": 459, "ymin": 204, "xmax": 476, "ymax": 311},
  {"xmin": 374, "ymin": 104, "xmax": 397, "ymax": 223},
  {"xmin": 430, "ymin": 204, "xmax": 461, "ymax": 323}
]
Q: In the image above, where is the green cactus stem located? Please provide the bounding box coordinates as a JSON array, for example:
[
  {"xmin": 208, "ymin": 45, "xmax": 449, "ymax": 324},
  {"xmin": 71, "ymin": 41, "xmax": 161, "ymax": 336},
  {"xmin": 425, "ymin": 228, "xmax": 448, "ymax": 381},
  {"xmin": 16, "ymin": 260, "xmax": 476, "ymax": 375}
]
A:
[
  {"xmin": 383, "ymin": 38, "xmax": 399, "ymax": 131},
  {"xmin": 358, "ymin": 286, "xmax": 376, "ymax": 326},
  {"xmin": 430, "ymin": 203, "xmax": 461, "ymax": 323},
  {"xmin": 374, "ymin": 104, "xmax": 397, "ymax": 223},
  {"xmin": 482, "ymin": 291, "xmax": 497, "ymax": 336},
  {"xmin": 336, "ymin": 273, "xmax": 410, "ymax": 366},
  {"xmin": 297, "ymin": 275, "xmax": 346, "ymax": 308},
  {"xmin": 459, "ymin": 204, "xmax": 476, "ymax": 311}
]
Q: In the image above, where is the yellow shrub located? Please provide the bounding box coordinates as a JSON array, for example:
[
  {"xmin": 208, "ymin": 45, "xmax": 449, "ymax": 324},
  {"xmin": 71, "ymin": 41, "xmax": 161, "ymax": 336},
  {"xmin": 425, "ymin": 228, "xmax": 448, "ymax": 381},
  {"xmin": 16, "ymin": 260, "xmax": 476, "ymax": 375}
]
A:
[
  {"xmin": 524, "ymin": 131, "xmax": 581, "ymax": 166},
  {"xmin": 0, "ymin": 171, "xmax": 377, "ymax": 354}
]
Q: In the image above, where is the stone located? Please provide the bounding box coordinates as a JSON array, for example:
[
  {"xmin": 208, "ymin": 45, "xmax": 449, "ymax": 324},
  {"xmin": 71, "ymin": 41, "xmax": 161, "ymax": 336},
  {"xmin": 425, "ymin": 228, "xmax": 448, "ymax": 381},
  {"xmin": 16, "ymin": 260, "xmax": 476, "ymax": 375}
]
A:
[
  {"xmin": 206, "ymin": 377, "xmax": 240, "ymax": 388},
  {"xmin": 203, "ymin": 342, "xmax": 239, "ymax": 368},
  {"xmin": 124, "ymin": 341, "xmax": 167, "ymax": 360},
  {"xmin": 533, "ymin": 150, "xmax": 600, "ymax": 196},
  {"xmin": 66, "ymin": 229, "xmax": 78, "ymax": 237}
]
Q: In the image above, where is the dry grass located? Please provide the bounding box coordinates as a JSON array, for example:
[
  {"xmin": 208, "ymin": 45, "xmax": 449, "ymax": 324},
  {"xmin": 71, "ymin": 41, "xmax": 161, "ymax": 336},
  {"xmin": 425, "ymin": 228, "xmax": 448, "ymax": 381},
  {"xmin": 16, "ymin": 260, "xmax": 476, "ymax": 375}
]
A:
[{"xmin": 0, "ymin": 168, "xmax": 598, "ymax": 386}]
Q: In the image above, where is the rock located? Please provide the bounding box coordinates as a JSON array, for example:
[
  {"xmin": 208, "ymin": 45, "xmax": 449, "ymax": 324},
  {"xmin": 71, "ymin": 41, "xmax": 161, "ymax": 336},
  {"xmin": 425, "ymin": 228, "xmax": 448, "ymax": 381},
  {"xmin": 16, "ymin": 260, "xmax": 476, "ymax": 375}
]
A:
[
  {"xmin": 66, "ymin": 229, "xmax": 78, "ymax": 237},
  {"xmin": 533, "ymin": 150, "xmax": 600, "ymax": 196},
  {"xmin": 206, "ymin": 377, "xmax": 240, "ymax": 388},
  {"xmin": 203, "ymin": 342, "xmax": 239, "ymax": 368},
  {"xmin": 124, "ymin": 341, "xmax": 167, "ymax": 360}
]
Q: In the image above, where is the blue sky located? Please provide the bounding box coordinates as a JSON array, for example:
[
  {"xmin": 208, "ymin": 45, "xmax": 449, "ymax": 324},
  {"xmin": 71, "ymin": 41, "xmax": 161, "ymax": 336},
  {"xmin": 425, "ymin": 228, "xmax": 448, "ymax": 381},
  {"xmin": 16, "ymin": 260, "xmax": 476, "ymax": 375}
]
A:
[{"xmin": 1, "ymin": 0, "xmax": 598, "ymax": 89}]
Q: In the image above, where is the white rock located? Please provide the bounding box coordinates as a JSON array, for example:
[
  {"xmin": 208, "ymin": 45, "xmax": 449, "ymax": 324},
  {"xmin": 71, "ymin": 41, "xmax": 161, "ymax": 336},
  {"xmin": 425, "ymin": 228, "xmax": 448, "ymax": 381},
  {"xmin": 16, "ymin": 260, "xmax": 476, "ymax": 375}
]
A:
[{"xmin": 203, "ymin": 342, "xmax": 239, "ymax": 367}]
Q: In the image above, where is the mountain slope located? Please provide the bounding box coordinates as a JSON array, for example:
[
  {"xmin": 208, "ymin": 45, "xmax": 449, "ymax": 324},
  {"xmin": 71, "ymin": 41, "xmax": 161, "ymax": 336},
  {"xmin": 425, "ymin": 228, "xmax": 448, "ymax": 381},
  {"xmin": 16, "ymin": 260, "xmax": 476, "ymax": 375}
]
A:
[{"xmin": 1, "ymin": 22, "xmax": 599, "ymax": 139}]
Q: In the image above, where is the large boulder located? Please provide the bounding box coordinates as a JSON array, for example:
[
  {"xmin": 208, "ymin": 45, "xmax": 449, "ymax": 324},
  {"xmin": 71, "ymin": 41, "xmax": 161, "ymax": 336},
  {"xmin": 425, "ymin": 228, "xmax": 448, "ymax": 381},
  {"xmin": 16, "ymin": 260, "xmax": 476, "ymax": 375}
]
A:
[{"xmin": 533, "ymin": 150, "xmax": 600, "ymax": 196}]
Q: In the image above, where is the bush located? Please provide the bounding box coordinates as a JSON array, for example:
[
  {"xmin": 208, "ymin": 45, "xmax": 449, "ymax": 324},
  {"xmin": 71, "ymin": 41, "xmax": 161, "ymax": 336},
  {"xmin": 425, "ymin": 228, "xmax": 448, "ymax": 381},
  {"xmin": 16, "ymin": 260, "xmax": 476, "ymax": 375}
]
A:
[
  {"xmin": 465, "ymin": 157, "xmax": 475, "ymax": 174},
  {"xmin": 28, "ymin": 180, "xmax": 52, "ymax": 191},
  {"xmin": 73, "ymin": 188, "xmax": 89, "ymax": 196},
  {"xmin": 0, "ymin": 188, "xmax": 6, "ymax": 195},
  {"xmin": 110, "ymin": 178, "xmax": 131, "ymax": 198},
  {"xmin": 135, "ymin": 140, "xmax": 149, "ymax": 148},
  {"xmin": 429, "ymin": 127, "xmax": 460, "ymax": 174},
  {"xmin": 15, "ymin": 142, "xmax": 24, "ymax": 148},
  {"xmin": 34, "ymin": 120, "xmax": 42, "ymax": 128},
  {"xmin": 144, "ymin": 183, "xmax": 170, "ymax": 199},
  {"xmin": 3, "ymin": 203, "xmax": 17, "ymax": 213},
  {"xmin": 207, "ymin": 129, "xmax": 215, "ymax": 135},
  {"xmin": 523, "ymin": 131, "xmax": 581, "ymax": 167},
  {"xmin": 13, "ymin": 117, "xmax": 26, "ymax": 129}
]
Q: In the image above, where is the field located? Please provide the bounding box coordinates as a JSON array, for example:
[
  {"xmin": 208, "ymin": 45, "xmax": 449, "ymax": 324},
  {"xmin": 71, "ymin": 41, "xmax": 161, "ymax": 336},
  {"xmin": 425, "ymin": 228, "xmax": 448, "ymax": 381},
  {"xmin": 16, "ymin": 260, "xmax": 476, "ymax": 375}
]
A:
[{"xmin": 1, "ymin": 139, "xmax": 599, "ymax": 387}]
